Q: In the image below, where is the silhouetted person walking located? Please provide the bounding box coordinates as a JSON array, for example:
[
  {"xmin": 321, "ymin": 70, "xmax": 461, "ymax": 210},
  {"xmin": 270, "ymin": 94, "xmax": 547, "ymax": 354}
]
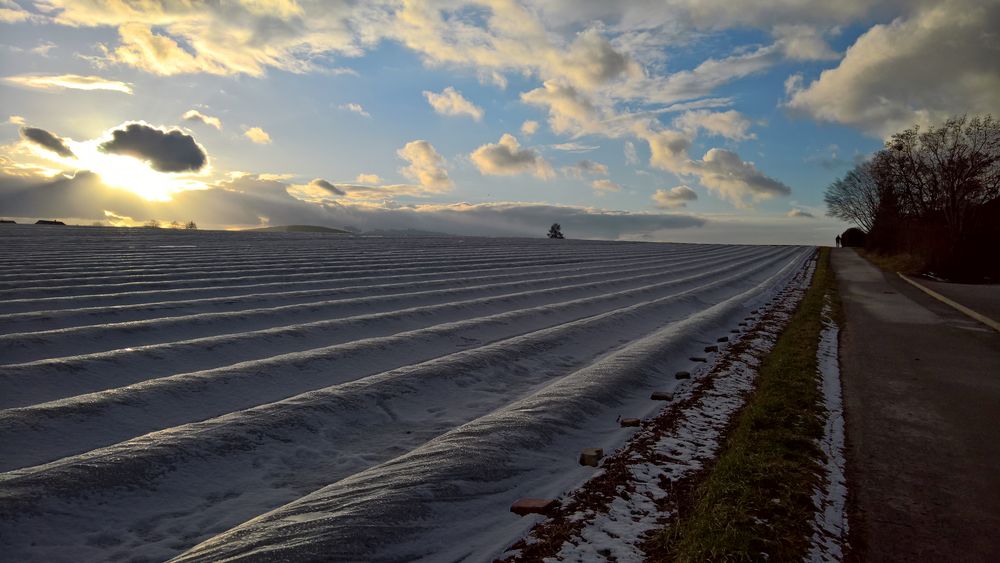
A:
[{"xmin": 835, "ymin": 235, "xmax": 842, "ymax": 247}]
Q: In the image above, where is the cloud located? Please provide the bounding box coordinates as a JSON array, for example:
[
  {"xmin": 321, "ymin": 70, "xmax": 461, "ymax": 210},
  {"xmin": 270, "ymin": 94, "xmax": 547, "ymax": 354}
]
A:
[
  {"xmin": 772, "ymin": 24, "xmax": 839, "ymax": 61},
  {"xmin": 99, "ymin": 122, "xmax": 207, "ymax": 173},
  {"xmin": 470, "ymin": 134, "xmax": 554, "ymax": 179},
  {"xmin": 423, "ymin": 87, "xmax": 484, "ymax": 121},
  {"xmin": 20, "ymin": 127, "xmax": 75, "ymax": 158},
  {"xmin": 339, "ymin": 103, "xmax": 371, "ymax": 117},
  {"xmin": 652, "ymin": 185, "xmax": 698, "ymax": 209},
  {"xmin": 634, "ymin": 124, "xmax": 692, "ymax": 173},
  {"xmin": 0, "ymin": 168, "xmax": 705, "ymax": 239},
  {"xmin": 244, "ymin": 127, "xmax": 272, "ymax": 144},
  {"xmin": 182, "ymin": 110, "xmax": 222, "ymax": 130},
  {"xmin": 397, "ymin": 140, "xmax": 452, "ymax": 191},
  {"xmin": 674, "ymin": 109, "xmax": 755, "ymax": 141},
  {"xmin": 686, "ymin": 149, "xmax": 792, "ymax": 207},
  {"xmin": 46, "ymin": 2, "xmax": 360, "ymax": 77},
  {"xmin": 786, "ymin": 1, "xmax": 1000, "ymax": 137},
  {"xmin": 0, "ymin": 0, "xmax": 37, "ymax": 24},
  {"xmin": 632, "ymin": 121, "xmax": 791, "ymax": 207},
  {"xmin": 355, "ymin": 173, "xmax": 381, "ymax": 184},
  {"xmin": 521, "ymin": 81, "xmax": 604, "ymax": 136},
  {"xmin": 521, "ymin": 120, "xmax": 540, "ymax": 136},
  {"xmin": 624, "ymin": 141, "xmax": 639, "ymax": 165},
  {"xmin": 787, "ymin": 208, "xmax": 816, "ymax": 218},
  {"xmin": 591, "ymin": 179, "xmax": 623, "ymax": 192},
  {"xmin": 550, "ymin": 142, "xmax": 600, "ymax": 153},
  {"xmin": 7, "ymin": 115, "xmax": 25, "ymax": 126},
  {"xmin": 308, "ymin": 178, "xmax": 346, "ymax": 196},
  {"xmin": 4, "ymin": 73, "xmax": 133, "ymax": 94},
  {"xmin": 564, "ymin": 159, "xmax": 609, "ymax": 178}
]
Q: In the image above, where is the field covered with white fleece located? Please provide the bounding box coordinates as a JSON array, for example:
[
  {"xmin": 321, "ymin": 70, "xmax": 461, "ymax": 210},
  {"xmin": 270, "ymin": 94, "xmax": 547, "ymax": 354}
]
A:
[{"xmin": 0, "ymin": 225, "xmax": 813, "ymax": 562}]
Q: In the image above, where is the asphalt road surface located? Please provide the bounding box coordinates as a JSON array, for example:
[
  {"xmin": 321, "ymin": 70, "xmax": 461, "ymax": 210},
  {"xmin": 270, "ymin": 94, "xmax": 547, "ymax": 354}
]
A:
[{"xmin": 833, "ymin": 249, "xmax": 1000, "ymax": 562}]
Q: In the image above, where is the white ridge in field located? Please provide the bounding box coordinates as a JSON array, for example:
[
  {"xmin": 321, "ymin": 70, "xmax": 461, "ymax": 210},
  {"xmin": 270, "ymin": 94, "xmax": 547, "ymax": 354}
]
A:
[{"xmin": 0, "ymin": 226, "xmax": 813, "ymax": 562}]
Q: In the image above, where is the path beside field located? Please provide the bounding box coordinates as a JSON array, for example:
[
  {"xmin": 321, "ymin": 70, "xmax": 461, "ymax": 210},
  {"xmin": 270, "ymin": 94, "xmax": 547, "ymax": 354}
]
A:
[{"xmin": 832, "ymin": 249, "xmax": 1000, "ymax": 561}]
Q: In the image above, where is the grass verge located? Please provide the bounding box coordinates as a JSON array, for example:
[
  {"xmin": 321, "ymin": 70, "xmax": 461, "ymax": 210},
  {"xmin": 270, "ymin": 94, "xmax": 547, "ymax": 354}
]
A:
[
  {"xmin": 648, "ymin": 247, "xmax": 839, "ymax": 562},
  {"xmin": 856, "ymin": 248, "xmax": 925, "ymax": 275}
]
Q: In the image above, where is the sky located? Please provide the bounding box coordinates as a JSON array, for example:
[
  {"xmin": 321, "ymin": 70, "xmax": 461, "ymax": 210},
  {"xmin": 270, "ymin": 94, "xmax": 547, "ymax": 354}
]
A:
[{"xmin": 1, "ymin": 0, "xmax": 998, "ymax": 244}]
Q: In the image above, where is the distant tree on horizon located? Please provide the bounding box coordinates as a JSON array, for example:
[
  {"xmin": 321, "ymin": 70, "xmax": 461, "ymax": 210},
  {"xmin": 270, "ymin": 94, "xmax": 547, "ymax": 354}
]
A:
[
  {"xmin": 185, "ymin": 221, "xmax": 198, "ymax": 230},
  {"xmin": 145, "ymin": 219, "xmax": 160, "ymax": 228},
  {"xmin": 547, "ymin": 223, "xmax": 564, "ymax": 239}
]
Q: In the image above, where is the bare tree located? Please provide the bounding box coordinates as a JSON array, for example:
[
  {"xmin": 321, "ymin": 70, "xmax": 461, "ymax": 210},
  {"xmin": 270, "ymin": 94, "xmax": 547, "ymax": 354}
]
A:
[
  {"xmin": 876, "ymin": 114, "xmax": 1000, "ymax": 250},
  {"xmin": 145, "ymin": 219, "xmax": 160, "ymax": 228},
  {"xmin": 824, "ymin": 160, "xmax": 883, "ymax": 233},
  {"xmin": 185, "ymin": 221, "xmax": 197, "ymax": 230}
]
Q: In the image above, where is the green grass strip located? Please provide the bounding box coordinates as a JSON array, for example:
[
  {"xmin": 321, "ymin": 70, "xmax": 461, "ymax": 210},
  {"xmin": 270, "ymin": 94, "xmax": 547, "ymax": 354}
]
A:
[{"xmin": 650, "ymin": 247, "xmax": 839, "ymax": 562}]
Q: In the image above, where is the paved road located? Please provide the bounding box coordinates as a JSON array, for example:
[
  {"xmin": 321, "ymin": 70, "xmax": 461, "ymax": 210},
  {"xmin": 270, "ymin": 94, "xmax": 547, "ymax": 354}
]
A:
[
  {"xmin": 915, "ymin": 278, "xmax": 1000, "ymax": 325},
  {"xmin": 833, "ymin": 249, "xmax": 1000, "ymax": 562}
]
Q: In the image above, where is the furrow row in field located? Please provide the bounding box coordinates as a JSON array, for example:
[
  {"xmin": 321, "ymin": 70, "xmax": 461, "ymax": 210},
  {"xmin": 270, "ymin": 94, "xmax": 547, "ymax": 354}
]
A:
[
  {"xmin": 0, "ymin": 243, "xmax": 662, "ymax": 288},
  {"xmin": 0, "ymin": 246, "xmax": 757, "ymax": 364},
  {"xmin": 0, "ymin": 246, "xmax": 795, "ymax": 468},
  {"xmin": 0, "ymin": 246, "xmax": 812, "ymax": 563},
  {"xmin": 171, "ymin": 247, "xmax": 815, "ymax": 563},
  {"xmin": 0, "ymin": 248, "xmax": 760, "ymax": 401},
  {"xmin": 0, "ymin": 246, "xmax": 676, "ymax": 298},
  {"xmin": 0, "ymin": 237, "xmax": 654, "ymax": 273},
  {"xmin": 0, "ymin": 246, "xmax": 736, "ymax": 334},
  {"xmin": 0, "ymin": 245, "xmax": 703, "ymax": 313}
]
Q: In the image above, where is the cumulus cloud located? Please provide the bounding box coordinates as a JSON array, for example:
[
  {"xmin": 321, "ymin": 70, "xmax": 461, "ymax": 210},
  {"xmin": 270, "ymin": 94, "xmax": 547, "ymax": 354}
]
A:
[
  {"xmin": 521, "ymin": 120, "xmax": 540, "ymax": 136},
  {"xmin": 470, "ymin": 134, "xmax": 554, "ymax": 179},
  {"xmin": 686, "ymin": 149, "xmax": 792, "ymax": 207},
  {"xmin": 521, "ymin": 81, "xmax": 605, "ymax": 136},
  {"xmin": 244, "ymin": 127, "xmax": 272, "ymax": 144},
  {"xmin": 786, "ymin": 1, "xmax": 1000, "ymax": 137},
  {"xmin": 787, "ymin": 208, "xmax": 816, "ymax": 218},
  {"xmin": 20, "ymin": 127, "xmax": 75, "ymax": 158},
  {"xmin": 674, "ymin": 110, "xmax": 755, "ymax": 141},
  {"xmin": 4, "ymin": 73, "xmax": 133, "ymax": 94},
  {"xmin": 8, "ymin": 115, "xmax": 26, "ymax": 125},
  {"xmin": 99, "ymin": 123, "xmax": 207, "ymax": 173},
  {"xmin": 423, "ymin": 87, "xmax": 484, "ymax": 121},
  {"xmin": 564, "ymin": 159, "xmax": 609, "ymax": 178},
  {"xmin": 356, "ymin": 173, "xmax": 381, "ymax": 184},
  {"xmin": 634, "ymin": 124, "xmax": 692, "ymax": 173},
  {"xmin": 397, "ymin": 140, "xmax": 452, "ymax": 191},
  {"xmin": 591, "ymin": 179, "xmax": 623, "ymax": 192},
  {"xmin": 653, "ymin": 185, "xmax": 699, "ymax": 209},
  {"xmin": 339, "ymin": 103, "xmax": 371, "ymax": 117},
  {"xmin": 182, "ymin": 110, "xmax": 222, "ymax": 130}
]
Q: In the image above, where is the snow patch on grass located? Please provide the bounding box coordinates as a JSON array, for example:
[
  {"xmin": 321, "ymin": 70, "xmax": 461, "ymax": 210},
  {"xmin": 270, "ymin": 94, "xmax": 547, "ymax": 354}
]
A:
[{"xmin": 807, "ymin": 300, "xmax": 849, "ymax": 561}]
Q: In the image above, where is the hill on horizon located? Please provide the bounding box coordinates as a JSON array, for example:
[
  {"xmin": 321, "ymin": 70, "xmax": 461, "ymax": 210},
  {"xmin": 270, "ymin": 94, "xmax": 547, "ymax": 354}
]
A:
[{"xmin": 245, "ymin": 225, "xmax": 352, "ymax": 234}]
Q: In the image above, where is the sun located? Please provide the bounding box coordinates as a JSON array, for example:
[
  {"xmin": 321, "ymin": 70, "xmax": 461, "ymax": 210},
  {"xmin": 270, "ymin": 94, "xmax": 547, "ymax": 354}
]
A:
[{"xmin": 63, "ymin": 140, "xmax": 208, "ymax": 202}]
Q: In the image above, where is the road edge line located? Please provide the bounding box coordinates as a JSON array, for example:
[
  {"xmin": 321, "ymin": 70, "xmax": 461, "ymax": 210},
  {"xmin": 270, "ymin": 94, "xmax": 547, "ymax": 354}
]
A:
[{"xmin": 897, "ymin": 273, "xmax": 1000, "ymax": 333}]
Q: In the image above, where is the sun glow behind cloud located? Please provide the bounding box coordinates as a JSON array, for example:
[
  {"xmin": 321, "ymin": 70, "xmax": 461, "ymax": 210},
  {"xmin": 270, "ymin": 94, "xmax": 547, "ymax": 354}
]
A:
[{"xmin": 55, "ymin": 140, "xmax": 208, "ymax": 201}]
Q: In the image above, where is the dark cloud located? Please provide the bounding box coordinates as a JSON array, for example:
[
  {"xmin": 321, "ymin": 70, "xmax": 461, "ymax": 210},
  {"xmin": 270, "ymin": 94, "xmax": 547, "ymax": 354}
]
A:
[
  {"xmin": 787, "ymin": 208, "xmax": 816, "ymax": 218},
  {"xmin": 310, "ymin": 178, "xmax": 345, "ymax": 196},
  {"xmin": 20, "ymin": 127, "xmax": 75, "ymax": 158},
  {"xmin": 98, "ymin": 122, "xmax": 207, "ymax": 172}
]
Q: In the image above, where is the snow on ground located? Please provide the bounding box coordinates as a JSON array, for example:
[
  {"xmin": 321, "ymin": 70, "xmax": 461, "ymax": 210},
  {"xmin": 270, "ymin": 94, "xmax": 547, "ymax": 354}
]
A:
[
  {"xmin": 0, "ymin": 225, "xmax": 813, "ymax": 562},
  {"xmin": 807, "ymin": 301, "xmax": 849, "ymax": 561},
  {"xmin": 500, "ymin": 253, "xmax": 817, "ymax": 562}
]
